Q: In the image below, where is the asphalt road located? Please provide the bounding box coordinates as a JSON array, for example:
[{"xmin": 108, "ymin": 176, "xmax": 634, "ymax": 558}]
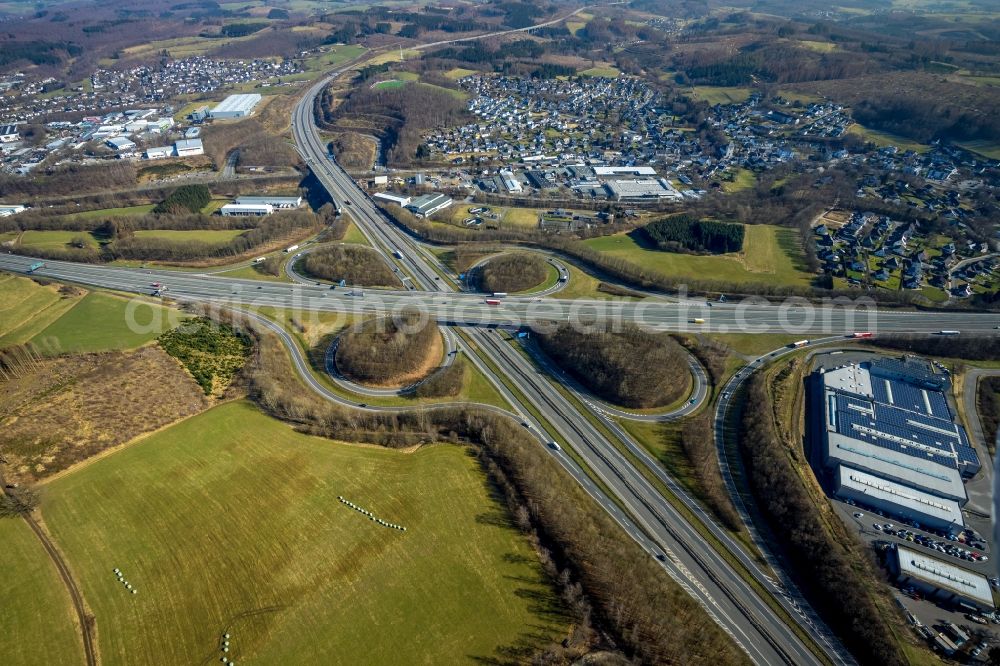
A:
[
  {"xmin": 8, "ymin": 13, "xmax": 996, "ymax": 664},
  {"xmin": 5, "ymin": 254, "xmax": 1000, "ymax": 336},
  {"xmin": 284, "ymin": 58, "xmax": 848, "ymax": 665}
]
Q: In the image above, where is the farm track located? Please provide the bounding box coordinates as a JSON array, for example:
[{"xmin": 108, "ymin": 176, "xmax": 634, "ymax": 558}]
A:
[{"xmin": 22, "ymin": 512, "xmax": 97, "ymax": 666}]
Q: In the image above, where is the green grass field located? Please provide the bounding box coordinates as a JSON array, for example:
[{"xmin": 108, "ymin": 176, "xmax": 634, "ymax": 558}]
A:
[
  {"xmin": 688, "ymin": 86, "xmax": 752, "ymax": 105},
  {"xmin": 580, "ymin": 66, "xmax": 620, "ymax": 77},
  {"xmin": 67, "ymin": 204, "xmax": 156, "ymax": 220},
  {"xmin": 847, "ymin": 123, "xmax": 930, "ymax": 153},
  {"xmin": 583, "ymin": 225, "xmax": 813, "ymax": 288},
  {"xmin": 31, "ymin": 292, "xmax": 178, "ymax": 354},
  {"xmin": 444, "ymin": 67, "xmax": 477, "ymax": 80},
  {"xmin": 18, "ymin": 230, "xmax": 98, "ymax": 250},
  {"xmin": 721, "ymin": 168, "xmax": 756, "ymax": 193},
  {"xmin": 0, "ymin": 273, "xmax": 83, "ymax": 347},
  {"xmin": 38, "ymin": 401, "xmax": 568, "ymax": 665},
  {"xmin": 957, "ymin": 140, "xmax": 1000, "ymax": 160},
  {"xmin": 372, "ymin": 79, "xmax": 407, "ymax": 90},
  {"xmin": 0, "ymin": 519, "xmax": 85, "ymax": 665}
]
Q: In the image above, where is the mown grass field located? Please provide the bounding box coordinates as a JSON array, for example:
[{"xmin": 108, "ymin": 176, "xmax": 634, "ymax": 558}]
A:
[
  {"xmin": 846, "ymin": 123, "xmax": 930, "ymax": 153},
  {"xmin": 39, "ymin": 401, "xmax": 568, "ymax": 666},
  {"xmin": 18, "ymin": 230, "xmax": 98, "ymax": 250},
  {"xmin": 444, "ymin": 67, "xmax": 477, "ymax": 80},
  {"xmin": 67, "ymin": 204, "xmax": 156, "ymax": 220},
  {"xmin": 0, "ymin": 519, "xmax": 85, "ymax": 665},
  {"xmin": 688, "ymin": 86, "xmax": 752, "ymax": 105},
  {"xmin": 0, "ymin": 273, "xmax": 83, "ymax": 347},
  {"xmin": 579, "ymin": 65, "xmax": 620, "ymax": 77},
  {"xmin": 583, "ymin": 224, "xmax": 814, "ymax": 288},
  {"xmin": 32, "ymin": 292, "xmax": 178, "ymax": 354}
]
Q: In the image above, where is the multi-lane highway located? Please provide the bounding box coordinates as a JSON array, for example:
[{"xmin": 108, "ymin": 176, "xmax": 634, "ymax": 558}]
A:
[
  {"xmin": 284, "ymin": 59, "xmax": 853, "ymax": 666},
  {"xmin": 5, "ymin": 15, "xmax": 999, "ymax": 666}
]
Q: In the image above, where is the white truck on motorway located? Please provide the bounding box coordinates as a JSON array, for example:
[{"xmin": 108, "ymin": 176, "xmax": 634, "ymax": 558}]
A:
[{"xmin": 285, "ymin": 244, "xmax": 300, "ymax": 253}]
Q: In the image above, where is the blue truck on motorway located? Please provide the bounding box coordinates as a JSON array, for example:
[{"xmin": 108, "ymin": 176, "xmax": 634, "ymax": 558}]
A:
[{"xmin": 27, "ymin": 261, "xmax": 44, "ymax": 273}]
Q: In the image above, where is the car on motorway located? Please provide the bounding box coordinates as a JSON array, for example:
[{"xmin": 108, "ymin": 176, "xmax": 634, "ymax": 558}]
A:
[
  {"xmin": 853, "ymin": 512, "xmax": 863, "ymax": 518},
  {"xmin": 548, "ymin": 441, "xmax": 561, "ymax": 451}
]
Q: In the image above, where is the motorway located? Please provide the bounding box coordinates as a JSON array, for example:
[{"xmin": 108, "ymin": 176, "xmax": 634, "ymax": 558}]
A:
[
  {"xmin": 6, "ymin": 14, "xmax": 1000, "ymax": 666},
  {"xmin": 286, "ymin": 55, "xmax": 847, "ymax": 666}
]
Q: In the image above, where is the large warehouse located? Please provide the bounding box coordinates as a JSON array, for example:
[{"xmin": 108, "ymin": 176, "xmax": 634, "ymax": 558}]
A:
[
  {"xmin": 816, "ymin": 357, "xmax": 979, "ymax": 531},
  {"xmin": 406, "ymin": 193, "xmax": 452, "ymax": 218},
  {"xmin": 209, "ymin": 94, "xmax": 262, "ymax": 119},
  {"xmin": 890, "ymin": 545, "xmax": 994, "ymax": 611}
]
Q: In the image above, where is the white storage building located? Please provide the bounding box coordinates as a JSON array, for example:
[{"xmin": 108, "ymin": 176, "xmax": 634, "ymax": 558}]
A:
[
  {"xmin": 209, "ymin": 94, "xmax": 262, "ymax": 119},
  {"xmin": 0, "ymin": 125, "xmax": 18, "ymax": 143},
  {"xmin": 144, "ymin": 146, "xmax": 173, "ymax": 160},
  {"xmin": 221, "ymin": 203, "xmax": 273, "ymax": 217},
  {"xmin": 374, "ymin": 192, "xmax": 412, "ymax": 207},
  {"xmin": 233, "ymin": 195, "xmax": 302, "ymax": 209},
  {"xmin": 891, "ymin": 545, "xmax": 994, "ymax": 611},
  {"xmin": 174, "ymin": 138, "xmax": 204, "ymax": 157}
]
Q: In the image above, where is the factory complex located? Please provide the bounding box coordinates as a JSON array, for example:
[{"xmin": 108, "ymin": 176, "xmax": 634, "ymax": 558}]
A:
[{"xmin": 815, "ymin": 357, "xmax": 979, "ymax": 532}]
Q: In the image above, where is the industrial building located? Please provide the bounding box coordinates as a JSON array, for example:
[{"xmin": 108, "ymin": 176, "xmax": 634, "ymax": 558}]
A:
[
  {"xmin": 593, "ymin": 166, "xmax": 657, "ymax": 177},
  {"xmin": 406, "ymin": 193, "xmax": 453, "ymax": 218},
  {"xmin": 603, "ymin": 178, "xmax": 683, "ymax": 202},
  {"xmin": 209, "ymin": 94, "xmax": 262, "ymax": 119},
  {"xmin": 106, "ymin": 136, "xmax": 137, "ymax": 153},
  {"xmin": 233, "ymin": 195, "xmax": 302, "ymax": 209},
  {"xmin": 816, "ymin": 358, "xmax": 979, "ymax": 531},
  {"xmin": 0, "ymin": 124, "xmax": 18, "ymax": 143},
  {"xmin": 174, "ymin": 138, "xmax": 204, "ymax": 157},
  {"xmin": 373, "ymin": 192, "xmax": 411, "ymax": 207},
  {"xmin": 220, "ymin": 202, "xmax": 273, "ymax": 216},
  {"xmin": 890, "ymin": 545, "xmax": 994, "ymax": 611},
  {"xmin": 143, "ymin": 138, "xmax": 204, "ymax": 160},
  {"xmin": 498, "ymin": 169, "xmax": 522, "ymax": 193},
  {"xmin": 0, "ymin": 204, "xmax": 26, "ymax": 216},
  {"xmin": 144, "ymin": 146, "xmax": 173, "ymax": 160}
]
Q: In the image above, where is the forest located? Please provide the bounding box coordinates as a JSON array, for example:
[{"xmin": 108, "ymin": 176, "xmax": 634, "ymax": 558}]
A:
[
  {"xmin": 335, "ymin": 314, "xmax": 440, "ymax": 386},
  {"xmin": 301, "ymin": 245, "xmax": 399, "ymax": 287},
  {"xmin": 153, "ymin": 184, "xmax": 211, "ymax": 215},
  {"xmin": 533, "ymin": 323, "xmax": 690, "ymax": 409},
  {"xmin": 641, "ymin": 215, "xmax": 745, "ymax": 254},
  {"xmin": 319, "ymin": 82, "xmax": 467, "ymax": 167},
  {"xmin": 476, "ymin": 252, "xmax": 548, "ymax": 293}
]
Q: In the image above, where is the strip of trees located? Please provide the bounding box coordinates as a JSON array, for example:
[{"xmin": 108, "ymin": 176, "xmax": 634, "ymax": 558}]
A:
[
  {"xmin": 239, "ymin": 314, "xmax": 748, "ymax": 665},
  {"xmin": 301, "ymin": 245, "xmax": 399, "ymax": 287},
  {"xmin": 335, "ymin": 314, "xmax": 440, "ymax": 386},
  {"xmin": 864, "ymin": 335, "xmax": 1000, "ymax": 361},
  {"xmin": 534, "ymin": 323, "xmax": 691, "ymax": 409},
  {"xmin": 977, "ymin": 377, "xmax": 1000, "ymax": 455},
  {"xmin": 740, "ymin": 372, "xmax": 906, "ymax": 666},
  {"xmin": 476, "ymin": 252, "xmax": 548, "ymax": 293}
]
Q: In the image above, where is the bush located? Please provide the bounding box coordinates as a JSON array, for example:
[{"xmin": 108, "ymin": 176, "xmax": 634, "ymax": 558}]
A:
[
  {"xmin": 534, "ymin": 323, "xmax": 691, "ymax": 408},
  {"xmin": 477, "ymin": 252, "xmax": 548, "ymax": 293},
  {"xmin": 335, "ymin": 315, "xmax": 439, "ymax": 386},
  {"xmin": 301, "ymin": 245, "xmax": 398, "ymax": 286},
  {"xmin": 413, "ymin": 360, "xmax": 466, "ymax": 398},
  {"xmin": 158, "ymin": 318, "xmax": 251, "ymax": 395}
]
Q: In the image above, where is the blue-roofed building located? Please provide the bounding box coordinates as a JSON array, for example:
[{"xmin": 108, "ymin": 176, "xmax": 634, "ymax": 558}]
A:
[{"xmin": 817, "ymin": 358, "xmax": 979, "ymax": 531}]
